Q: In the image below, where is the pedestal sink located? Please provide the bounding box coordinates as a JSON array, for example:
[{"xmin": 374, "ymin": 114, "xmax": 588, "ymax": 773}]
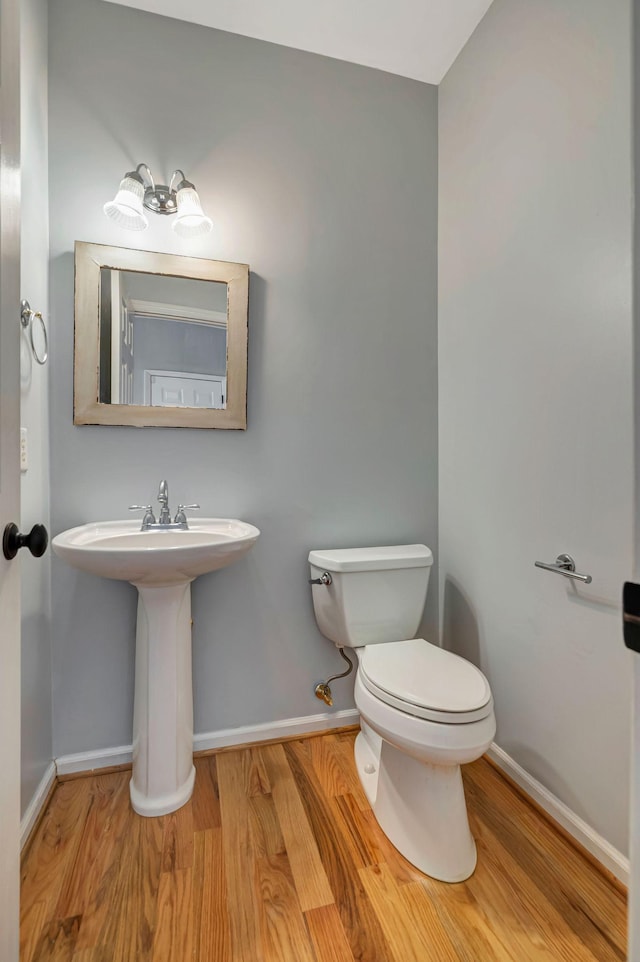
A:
[{"xmin": 52, "ymin": 518, "xmax": 260, "ymax": 816}]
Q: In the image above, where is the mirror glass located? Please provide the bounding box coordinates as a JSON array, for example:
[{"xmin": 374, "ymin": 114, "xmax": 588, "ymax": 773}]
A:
[
  {"xmin": 98, "ymin": 269, "xmax": 228, "ymax": 409},
  {"xmin": 74, "ymin": 243, "xmax": 249, "ymax": 430}
]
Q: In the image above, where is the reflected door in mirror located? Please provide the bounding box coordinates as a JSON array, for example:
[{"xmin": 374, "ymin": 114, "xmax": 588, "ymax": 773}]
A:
[
  {"xmin": 99, "ymin": 268, "xmax": 228, "ymax": 410},
  {"xmin": 146, "ymin": 371, "xmax": 225, "ymax": 408}
]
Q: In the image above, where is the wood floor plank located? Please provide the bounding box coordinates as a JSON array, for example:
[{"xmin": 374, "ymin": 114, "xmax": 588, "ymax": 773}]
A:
[
  {"xmin": 260, "ymin": 742, "xmax": 334, "ymax": 911},
  {"xmin": 31, "ymin": 916, "xmax": 80, "ymax": 962},
  {"xmin": 192, "ymin": 755, "xmax": 221, "ymax": 831},
  {"xmin": 191, "ymin": 826, "xmax": 206, "ymax": 960},
  {"xmin": 464, "ymin": 812, "xmax": 608, "ymax": 962},
  {"xmin": 413, "ymin": 877, "xmax": 517, "ymax": 962},
  {"xmin": 463, "ymin": 761, "xmax": 626, "ymax": 960},
  {"xmin": 245, "ymin": 746, "xmax": 272, "ymax": 796},
  {"xmin": 20, "ymin": 898, "xmax": 49, "ymax": 962},
  {"xmin": 216, "ymin": 749, "xmax": 265, "ymax": 962},
  {"xmin": 161, "ymin": 801, "xmax": 194, "ymax": 873},
  {"xmin": 401, "ymin": 881, "xmax": 474, "ymax": 962},
  {"xmin": 327, "ymin": 733, "xmax": 371, "ymax": 811},
  {"xmin": 151, "ymin": 867, "xmax": 193, "ymax": 962},
  {"xmin": 249, "ymin": 791, "xmax": 286, "ymax": 858},
  {"xmin": 360, "ymin": 862, "xmax": 460, "ymax": 962},
  {"xmin": 255, "ymin": 853, "xmax": 318, "ymax": 962},
  {"xmin": 55, "ymin": 771, "xmax": 130, "ymax": 920},
  {"xmin": 308, "ymin": 734, "xmax": 359, "ymax": 799},
  {"xmin": 69, "ymin": 863, "xmax": 128, "ymax": 953},
  {"xmin": 284, "ymin": 739, "xmax": 394, "ymax": 962},
  {"xmin": 21, "ymin": 778, "xmax": 94, "ymax": 925},
  {"xmin": 70, "ymin": 775, "xmax": 142, "ymax": 953},
  {"xmin": 94, "ymin": 813, "xmax": 165, "ymax": 962},
  {"xmin": 304, "ymin": 904, "xmax": 357, "ymax": 962},
  {"xmin": 329, "ymin": 793, "xmax": 382, "ymax": 870},
  {"xmin": 467, "ymin": 759, "xmax": 627, "ymax": 915},
  {"xmin": 70, "ymin": 949, "xmax": 111, "ymax": 962},
  {"xmin": 193, "ymin": 829, "xmax": 231, "ymax": 962}
]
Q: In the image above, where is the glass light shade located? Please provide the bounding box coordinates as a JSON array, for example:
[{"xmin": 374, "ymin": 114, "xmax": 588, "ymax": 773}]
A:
[
  {"xmin": 103, "ymin": 176, "xmax": 149, "ymax": 231},
  {"xmin": 171, "ymin": 186, "xmax": 213, "ymax": 238}
]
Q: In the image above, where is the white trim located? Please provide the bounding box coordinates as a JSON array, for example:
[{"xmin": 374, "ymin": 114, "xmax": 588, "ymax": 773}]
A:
[
  {"xmin": 110, "ymin": 271, "xmax": 121, "ymax": 403},
  {"xmin": 20, "ymin": 762, "xmax": 57, "ymax": 851},
  {"xmin": 488, "ymin": 743, "xmax": 629, "ymax": 884},
  {"xmin": 127, "ymin": 298, "xmax": 227, "ymax": 328},
  {"xmin": 56, "ymin": 744, "xmax": 133, "ymax": 776},
  {"xmin": 55, "ymin": 709, "xmax": 361, "ymax": 776},
  {"xmin": 193, "ymin": 708, "xmax": 360, "ymax": 752}
]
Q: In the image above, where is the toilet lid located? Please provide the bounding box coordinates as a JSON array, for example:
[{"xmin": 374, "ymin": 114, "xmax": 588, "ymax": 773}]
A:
[{"xmin": 359, "ymin": 638, "xmax": 492, "ymax": 721}]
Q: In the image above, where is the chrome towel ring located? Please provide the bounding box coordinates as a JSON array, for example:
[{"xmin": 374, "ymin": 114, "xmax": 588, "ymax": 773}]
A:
[{"xmin": 20, "ymin": 299, "xmax": 48, "ymax": 365}]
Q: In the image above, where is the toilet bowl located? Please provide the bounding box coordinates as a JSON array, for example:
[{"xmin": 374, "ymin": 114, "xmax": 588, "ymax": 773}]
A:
[{"xmin": 308, "ymin": 544, "xmax": 496, "ymax": 883}]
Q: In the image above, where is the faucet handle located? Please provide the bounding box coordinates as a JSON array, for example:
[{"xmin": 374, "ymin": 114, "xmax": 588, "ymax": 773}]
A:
[
  {"xmin": 174, "ymin": 504, "xmax": 200, "ymax": 525},
  {"xmin": 129, "ymin": 504, "xmax": 156, "ymax": 525}
]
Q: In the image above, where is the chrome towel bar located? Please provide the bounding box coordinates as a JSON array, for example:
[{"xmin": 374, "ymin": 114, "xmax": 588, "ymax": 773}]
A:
[{"xmin": 534, "ymin": 554, "xmax": 592, "ymax": 584}]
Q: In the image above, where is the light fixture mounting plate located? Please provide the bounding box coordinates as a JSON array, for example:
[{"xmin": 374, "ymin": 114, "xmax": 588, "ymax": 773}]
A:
[{"xmin": 143, "ymin": 185, "xmax": 177, "ymax": 215}]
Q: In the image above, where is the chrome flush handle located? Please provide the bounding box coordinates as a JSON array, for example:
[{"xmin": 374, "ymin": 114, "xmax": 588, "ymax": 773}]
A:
[{"xmin": 309, "ymin": 572, "xmax": 332, "ymax": 586}]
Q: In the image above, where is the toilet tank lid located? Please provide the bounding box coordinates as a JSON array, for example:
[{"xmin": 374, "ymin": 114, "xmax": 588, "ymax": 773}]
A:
[{"xmin": 308, "ymin": 544, "xmax": 433, "ymax": 572}]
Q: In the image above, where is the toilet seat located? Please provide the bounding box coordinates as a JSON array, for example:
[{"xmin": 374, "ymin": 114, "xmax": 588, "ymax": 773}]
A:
[{"xmin": 359, "ymin": 638, "xmax": 493, "ymax": 724}]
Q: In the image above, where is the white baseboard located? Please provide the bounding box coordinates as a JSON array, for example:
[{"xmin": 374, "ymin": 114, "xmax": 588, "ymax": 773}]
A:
[
  {"xmin": 20, "ymin": 761, "xmax": 57, "ymax": 851},
  {"xmin": 55, "ymin": 709, "xmax": 361, "ymax": 777},
  {"xmin": 55, "ymin": 744, "xmax": 134, "ymax": 776},
  {"xmin": 488, "ymin": 743, "xmax": 629, "ymax": 885},
  {"xmin": 193, "ymin": 708, "xmax": 360, "ymax": 752}
]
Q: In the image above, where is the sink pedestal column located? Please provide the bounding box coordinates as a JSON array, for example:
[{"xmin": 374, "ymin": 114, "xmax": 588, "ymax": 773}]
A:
[{"xmin": 129, "ymin": 581, "xmax": 195, "ymax": 817}]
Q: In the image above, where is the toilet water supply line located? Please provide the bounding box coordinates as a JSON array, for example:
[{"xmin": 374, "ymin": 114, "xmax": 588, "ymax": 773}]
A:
[
  {"xmin": 315, "ymin": 647, "xmax": 354, "ymax": 706},
  {"xmin": 309, "ymin": 568, "xmax": 355, "ymax": 704}
]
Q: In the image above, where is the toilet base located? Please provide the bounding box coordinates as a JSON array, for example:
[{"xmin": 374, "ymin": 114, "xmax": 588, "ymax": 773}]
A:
[{"xmin": 355, "ymin": 729, "xmax": 477, "ymax": 883}]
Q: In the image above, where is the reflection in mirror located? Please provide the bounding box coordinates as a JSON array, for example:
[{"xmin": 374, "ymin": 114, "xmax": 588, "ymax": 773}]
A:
[
  {"xmin": 74, "ymin": 243, "xmax": 249, "ymax": 429},
  {"xmin": 98, "ymin": 270, "xmax": 228, "ymax": 409}
]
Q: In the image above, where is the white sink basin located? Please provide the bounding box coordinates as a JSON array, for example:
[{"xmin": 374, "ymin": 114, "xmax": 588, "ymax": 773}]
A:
[
  {"xmin": 52, "ymin": 516, "xmax": 260, "ymax": 818},
  {"xmin": 52, "ymin": 518, "xmax": 260, "ymax": 586}
]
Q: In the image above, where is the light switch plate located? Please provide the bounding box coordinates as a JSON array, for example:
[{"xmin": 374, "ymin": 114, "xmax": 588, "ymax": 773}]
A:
[{"xmin": 20, "ymin": 427, "xmax": 28, "ymax": 472}]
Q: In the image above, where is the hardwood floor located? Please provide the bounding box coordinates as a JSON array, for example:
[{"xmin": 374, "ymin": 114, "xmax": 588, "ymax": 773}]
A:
[{"xmin": 20, "ymin": 731, "xmax": 627, "ymax": 961}]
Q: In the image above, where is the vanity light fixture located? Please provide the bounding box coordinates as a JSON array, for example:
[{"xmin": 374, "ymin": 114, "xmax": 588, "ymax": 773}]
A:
[{"xmin": 104, "ymin": 163, "xmax": 213, "ymax": 237}]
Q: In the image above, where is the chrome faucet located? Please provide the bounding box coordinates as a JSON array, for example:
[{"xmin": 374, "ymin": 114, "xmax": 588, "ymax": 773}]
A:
[
  {"xmin": 157, "ymin": 479, "xmax": 171, "ymax": 525},
  {"xmin": 129, "ymin": 480, "xmax": 200, "ymax": 531}
]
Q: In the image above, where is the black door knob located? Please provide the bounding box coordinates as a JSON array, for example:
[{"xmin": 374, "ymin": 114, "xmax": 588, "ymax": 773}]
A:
[{"xmin": 2, "ymin": 523, "xmax": 48, "ymax": 560}]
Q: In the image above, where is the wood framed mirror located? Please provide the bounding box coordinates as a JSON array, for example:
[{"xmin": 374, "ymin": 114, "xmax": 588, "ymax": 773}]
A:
[{"xmin": 74, "ymin": 242, "xmax": 249, "ymax": 429}]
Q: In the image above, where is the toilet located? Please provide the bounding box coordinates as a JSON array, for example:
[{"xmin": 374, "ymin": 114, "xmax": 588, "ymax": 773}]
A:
[{"xmin": 308, "ymin": 543, "xmax": 496, "ymax": 883}]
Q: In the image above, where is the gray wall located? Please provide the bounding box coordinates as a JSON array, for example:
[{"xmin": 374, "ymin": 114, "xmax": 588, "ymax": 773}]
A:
[
  {"xmin": 48, "ymin": 0, "xmax": 438, "ymax": 756},
  {"xmin": 21, "ymin": 0, "xmax": 52, "ymax": 814},
  {"xmin": 439, "ymin": 0, "xmax": 633, "ymax": 853}
]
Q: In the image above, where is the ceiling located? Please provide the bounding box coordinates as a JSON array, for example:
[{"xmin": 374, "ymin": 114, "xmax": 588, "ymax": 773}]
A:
[{"xmin": 104, "ymin": 0, "xmax": 494, "ymax": 85}]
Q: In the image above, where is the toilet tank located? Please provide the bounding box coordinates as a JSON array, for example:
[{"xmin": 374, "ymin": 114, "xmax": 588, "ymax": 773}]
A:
[{"xmin": 308, "ymin": 544, "xmax": 433, "ymax": 648}]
